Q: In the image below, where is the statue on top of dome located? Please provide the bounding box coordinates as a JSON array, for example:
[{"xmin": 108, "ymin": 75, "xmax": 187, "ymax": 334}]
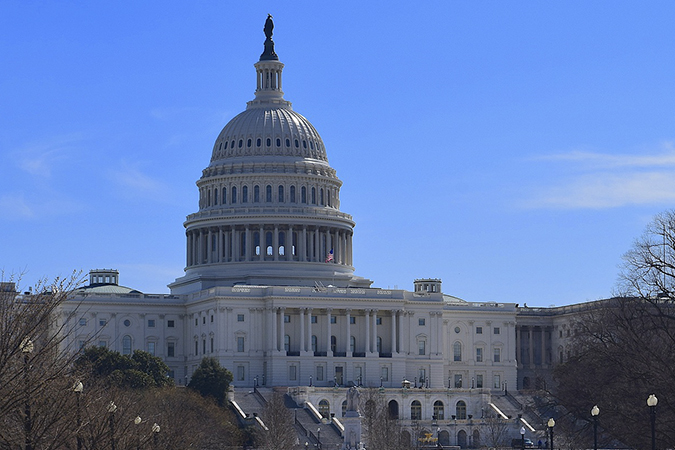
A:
[{"xmin": 260, "ymin": 14, "xmax": 279, "ymax": 61}]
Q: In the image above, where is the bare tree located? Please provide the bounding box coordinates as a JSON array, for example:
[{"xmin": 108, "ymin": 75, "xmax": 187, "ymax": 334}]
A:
[
  {"xmin": 256, "ymin": 391, "xmax": 297, "ymax": 450},
  {"xmin": 361, "ymin": 389, "xmax": 411, "ymax": 450},
  {"xmin": 482, "ymin": 414, "xmax": 511, "ymax": 448}
]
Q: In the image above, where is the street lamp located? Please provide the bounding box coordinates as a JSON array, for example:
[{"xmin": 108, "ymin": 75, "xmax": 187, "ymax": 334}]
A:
[
  {"xmin": 21, "ymin": 338, "xmax": 34, "ymax": 450},
  {"xmin": 647, "ymin": 394, "xmax": 658, "ymax": 450},
  {"xmin": 591, "ymin": 405, "xmax": 599, "ymax": 450},
  {"xmin": 73, "ymin": 381, "xmax": 84, "ymax": 450},
  {"xmin": 317, "ymin": 427, "xmax": 321, "ymax": 449},
  {"xmin": 547, "ymin": 418, "xmax": 555, "ymax": 450},
  {"xmin": 152, "ymin": 423, "xmax": 160, "ymax": 450},
  {"xmin": 133, "ymin": 416, "xmax": 142, "ymax": 450},
  {"xmin": 520, "ymin": 426, "xmax": 525, "ymax": 450},
  {"xmin": 107, "ymin": 401, "xmax": 117, "ymax": 450}
]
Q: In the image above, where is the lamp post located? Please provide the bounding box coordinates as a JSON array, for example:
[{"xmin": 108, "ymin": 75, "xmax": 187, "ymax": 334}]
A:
[
  {"xmin": 591, "ymin": 405, "xmax": 599, "ymax": 450},
  {"xmin": 73, "ymin": 381, "xmax": 84, "ymax": 450},
  {"xmin": 107, "ymin": 401, "xmax": 117, "ymax": 450},
  {"xmin": 647, "ymin": 394, "xmax": 658, "ymax": 450},
  {"xmin": 21, "ymin": 338, "xmax": 34, "ymax": 450},
  {"xmin": 317, "ymin": 427, "xmax": 321, "ymax": 449},
  {"xmin": 547, "ymin": 418, "xmax": 555, "ymax": 450},
  {"xmin": 134, "ymin": 416, "xmax": 142, "ymax": 450},
  {"xmin": 520, "ymin": 426, "xmax": 525, "ymax": 450},
  {"xmin": 152, "ymin": 423, "xmax": 160, "ymax": 450}
]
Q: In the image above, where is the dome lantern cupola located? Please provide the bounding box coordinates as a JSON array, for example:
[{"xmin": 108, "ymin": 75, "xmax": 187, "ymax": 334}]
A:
[{"xmin": 169, "ymin": 16, "xmax": 372, "ymax": 294}]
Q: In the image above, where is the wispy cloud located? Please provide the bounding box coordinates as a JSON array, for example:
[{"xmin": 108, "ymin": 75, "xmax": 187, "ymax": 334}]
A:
[
  {"xmin": 0, "ymin": 194, "xmax": 35, "ymax": 218},
  {"xmin": 14, "ymin": 133, "xmax": 85, "ymax": 177},
  {"xmin": 522, "ymin": 142, "xmax": 675, "ymax": 209},
  {"xmin": 108, "ymin": 161, "xmax": 168, "ymax": 200}
]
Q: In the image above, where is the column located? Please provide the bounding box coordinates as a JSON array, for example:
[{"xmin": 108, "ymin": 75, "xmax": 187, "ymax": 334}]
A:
[
  {"xmin": 273, "ymin": 226, "xmax": 279, "ymax": 261},
  {"xmin": 306, "ymin": 308, "xmax": 313, "ymax": 352},
  {"xmin": 278, "ymin": 307, "xmax": 285, "ymax": 352},
  {"xmin": 365, "ymin": 309, "xmax": 371, "ymax": 353},
  {"xmin": 347, "ymin": 233, "xmax": 353, "ymax": 265},
  {"xmin": 226, "ymin": 307, "xmax": 233, "ymax": 352},
  {"xmin": 528, "ymin": 327, "xmax": 534, "ymax": 368},
  {"xmin": 315, "ymin": 228, "xmax": 320, "ymax": 262},
  {"xmin": 270, "ymin": 307, "xmax": 277, "ymax": 352},
  {"xmin": 288, "ymin": 225, "xmax": 294, "ymax": 260},
  {"xmin": 301, "ymin": 227, "xmax": 307, "ymax": 262},
  {"xmin": 541, "ymin": 326, "xmax": 547, "ymax": 366},
  {"xmin": 259, "ymin": 226, "xmax": 264, "ymax": 261},
  {"xmin": 299, "ymin": 308, "xmax": 306, "ymax": 352},
  {"xmin": 372, "ymin": 310, "xmax": 378, "ymax": 353},
  {"xmin": 245, "ymin": 226, "xmax": 251, "ymax": 261},
  {"xmin": 345, "ymin": 309, "xmax": 352, "ymax": 356},
  {"xmin": 515, "ymin": 326, "xmax": 521, "ymax": 365},
  {"xmin": 391, "ymin": 310, "xmax": 397, "ymax": 354},
  {"xmin": 326, "ymin": 308, "xmax": 333, "ymax": 356},
  {"xmin": 207, "ymin": 229, "xmax": 212, "ymax": 263}
]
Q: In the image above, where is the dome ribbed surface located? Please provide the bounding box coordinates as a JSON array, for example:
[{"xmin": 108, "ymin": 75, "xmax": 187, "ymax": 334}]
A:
[{"xmin": 210, "ymin": 107, "xmax": 328, "ymax": 163}]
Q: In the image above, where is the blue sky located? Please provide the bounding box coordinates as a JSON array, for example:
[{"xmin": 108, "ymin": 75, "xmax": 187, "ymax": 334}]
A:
[{"xmin": 2, "ymin": 1, "xmax": 675, "ymax": 306}]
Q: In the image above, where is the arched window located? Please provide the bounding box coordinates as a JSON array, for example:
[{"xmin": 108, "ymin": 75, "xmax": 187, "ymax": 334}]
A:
[
  {"xmin": 453, "ymin": 342, "xmax": 462, "ymax": 361},
  {"xmin": 242, "ymin": 186, "xmax": 248, "ymax": 203},
  {"xmin": 301, "ymin": 186, "xmax": 307, "ymax": 203},
  {"xmin": 320, "ymin": 188, "xmax": 324, "ymax": 205},
  {"xmin": 207, "ymin": 190, "xmax": 211, "ymax": 207},
  {"xmin": 214, "ymin": 188, "xmax": 218, "ymax": 205},
  {"xmin": 411, "ymin": 400, "xmax": 422, "ymax": 420},
  {"xmin": 290, "ymin": 186, "xmax": 296, "ymax": 202},
  {"xmin": 278, "ymin": 185, "xmax": 284, "ymax": 202},
  {"xmin": 311, "ymin": 187, "xmax": 316, "ymax": 204},
  {"xmin": 284, "ymin": 335, "xmax": 290, "ymax": 352},
  {"xmin": 433, "ymin": 401, "xmax": 445, "ymax": 420},
  {"xmin": 311, "ymin": 335, "xmax": 318, "ymax": 352},
  {"xmin": 330, "ymin": 335, "xmax": 336, "ymax": 353},
  {"xmin": 377, "ymin": 336, "xmax": 382, "ymax": 353},
  {"xmin": 254, "ymin": 185, "xmax": 260, "ymax": 202},
  {"xmin": 266, "ymin": 232, "xmax": 273, "ymax": 256},
  {"xmin": 455, "ymin": 401, "xmax": 467, "ymax": 420},
  {"xmin": 318, "ymin": 400, "xmax": 330, "ymax": 418},
  {"xmin": 222, "ymin": 188, "xmax": 226, "ymax": 204},
  {"xmin": 254, "ymin": 232, "xmax": 261, "ymax": 256},
  {"xmin": 279, "ymin": 231, "xmax": 285, "ymax": 256},
  {"xmin": 350, "ymin": 336, "xmax": 356, "ymax": 353},
  {"xmin": 266, "ymin": 185, "xmax": 272, "ymax": 202},
  {"xmin": 122, "ymin": 335, "xmax": 132, "ymax": 355},
  {"xmin": 231, "ymin": 186, "xmax": 237, "ymax": 204},
  {"xmin": 388, "ymin": 400, "xmax": 399, "ymax": 419}
]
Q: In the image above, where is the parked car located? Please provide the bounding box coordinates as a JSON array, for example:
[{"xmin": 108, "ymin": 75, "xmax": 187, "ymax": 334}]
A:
[{"xmin": 511, "ymin": 438, "xmax": 535, "ymax": 448}]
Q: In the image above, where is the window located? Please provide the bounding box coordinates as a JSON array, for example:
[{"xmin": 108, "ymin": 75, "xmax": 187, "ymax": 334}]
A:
[
  {"xmin": 419, "ymin": 368, "xmax": 426, "ymax": 385},
  {"xmin": 210, "ymin": 337, "xmax": 214, "ymax": 353},
  {"xmin": 290, "ymin": 186, "xmax": 296, "ymax": 202},
  {"xmin": 476, "ymin": 374, "xmax": 483, "ymax": 388},
  {"xmin": 203, "ymin": 317, "xmax": 206, "ymax": 324},
  {"xmin": 476, "ymin": 347, "xmax": 483, "ymax": 362},
  {"xmin": 330, "ymin": 316, "xmax": 336, "ymax": 324},
  {"xmin": 376, "ymin": 317, "xmax": 382, "ymax": 325},
  {"xmin": 454, "ymin": 374, "xmax": 462, "ymax": 388},
  {"xmin": 122, "ymin": 336, "xmax": 132, "ymax": 355},
  {"xmin": 493, "ymin": 347, "xmax": 501, "ymax": 363},
  {"xmin": 311, "ymin": 315, "xmax": 317, "ymax": 324},
  {"xmin": 411, "ymin": 401, "xmax": 422, "ymax": 420},
  {"xmin": 381, "ymin": 366, "xmax": 389, "ymax": 382},
  {"xmin": 453, "ymin": 342, "xmax": 462, "ymax": 361},
  {"xmin": 147, "ymin": 342, "xmax": 156, "ymax": 355},
  {"xmin": 493, "ymin": 374, "xmax": 501, "ymax": 389},
  {"xmin": 316, "ymin": 365, "xmax": 324, "ymax": 381},
  {"xmin": 278, "ymin": 185, "xmax": 284, "ymax": 202},
  {"xmin": 377, "ymin": 336, "xmax": 382, "ymax": 353},
  {"xmin": 254, "ymin": 185, "xmax": 260, "ymax": 202},
  {"xmin": 301, "ymin": 186, "xmax": 307, "ymax": 203},
  {"xmin": 350, "ymin": 336, "xmax": 356, "ymax": 352},
  {"xmin": 434, "ymin": 401, "xmax": 445, "ymax": 420},
  {"xmin": 311, "ymin": 187, "xmax": 316, "ymax": 204},
  {"xmin": 284, "ymin": 315, "xmax": 290, "ymax": 323},
  {"xmin": 330, "ymin": 335, "xmax": 336, "ymax": 353},
  {"xmin": 494, "ymin": 327, "xmax": 500, "ymax": 335},
  {"xmin": 231, "ymin": 186, "xmax": 237, "ymax": 203},
  {"xmin": 195, "ymin": 318, "xmax": 198, "ymax": 326},
  {"xmin": 289, "ymin": 365, "xmax": 297, "ymax": 381},
  {"xmin": 237, "ymin": 366, "xmax": 245, "ymax": 381},
  {"xmin": 79, "ymin": 318, "xmax": 87, "ymax": 326},
  {"xmin": 98, "ymin": 340, "xmax": 107, "ymax": 348},
  {"xmin": 284, "ymin": 335, "xmax": 290, "ymax": 352},
  {"xmin": 454, "ymin": 326, "xmax": 460, "ymax": 333},
  {"xmin": 195, "ymin": 341, "xmax": 198, "ymax": 355},
  {"xmin": 242, "ymin": 186, "xmax": 248, "ymax": 203},
  {"xmin": 167, "ymin": 320, "xmax": 175, "ymax": 328},
  {"xmin": 456, "ymin": 401, "xmax": 467, "ymax": 420},
  {"xmin": 349, "ymin": 316, "xmax": 356, "ymax": 324},
  {"xmin": 214, "ymin": 188, "xmax": 218, "ymax": 205},
  {"xmin": 202, "ymin": 339, "xmax": 206, "ymax": 354},
  {"xmin": 476, "ymin": 326, "xmax": 483, "ymax": 334},
  {"xmin": 148, "ymin": 319, "xmax": 156, "ymax": 328},
  {"xmin": 237, "ymin": 336, "xmax": 245, "ymax": 352},
  {"xmin": 99, "ymin": 319, "xmax": 107, "ymax": 326},
  {"xmin": 419, "ymin": 318, "xmax": 426, "ymax": 326},
  {"xmin": 211, "ymin": 315, "xmax": 214, "ymax": 323},
  {"xmin": 237, "ymin": 314, "xmax": 245, "ymax": 322},
  {"xmin": 418, "ymin": 340, "xmax": 426, "ymax": 355},
  {"xmin": 168, "ymin": 342, "xmax": 175, "ymax": 358},
  {"xmin": 311, "ymin": 335, "xmax": 318, "ymax": 352},
  {"xmin": 266, "ymin": 185, "xmax": 272, "ymax": 202},
  {"xmin": 318, "ymin": 400, "xmax": 330, "ymax": 418}
]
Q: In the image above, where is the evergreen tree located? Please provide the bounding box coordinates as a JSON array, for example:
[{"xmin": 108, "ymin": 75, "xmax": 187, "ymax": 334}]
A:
[{"xmin": 187, "ymin": 357, "xmax": 233, "ymax": 405}]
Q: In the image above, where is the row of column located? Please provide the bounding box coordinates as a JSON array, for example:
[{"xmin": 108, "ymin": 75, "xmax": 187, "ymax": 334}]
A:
[
  {"xmin": 256, "ymin": 66, "xmax": 282, "ymax": 91},
  {"xmin": 515, "ymin": 325, "xmax": 551, "ymax": 367},
  {"xmin": 186, "ymin": 224, "xmax": 353, "ymax": 267}
]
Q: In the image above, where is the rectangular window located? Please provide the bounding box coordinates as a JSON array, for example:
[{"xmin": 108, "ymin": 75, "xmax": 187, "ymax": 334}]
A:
[
  {"xmin": 210, "ymin": 338, "xmax": 214, "ymax": 353},
  {"xmin": 454, "ymin": 374, "xmax": 463, "ymax": 388},
  {"xmin": 99, "ymin": 319, "xmax": 107, "ymax": 326},
  {"xmin": 419, "ymin": 318, "xmax": 426, "ymax": 326},
  {"xmin": 202, "ymin": 339, "xmax": 206, "ymax": 354},
  {"xmin": 195, "ymin": 318, "xmax": 198, "ymax": 326},
  {"xmin": 493, "ymin": 374, "xmax": 501, "ymax": 389},
  {"xmin": 79, "ymin": 318, "xmax": 87, "ymax": 326},
  {"xmin": 476, "ymin": 326, "xmax": 482, "ymax": 334},
  {"xmin": 168, "ymin": 342, "xmax": 175, "ymax": 358},
  {"xmin": 330, "ymin": 316, "xmax": 336, "ymax": 324},
  {"xmin": 237, "ymin": 314, "xmax": 245, "ymax": 322},
  {"xmin": 202, "ymin": 317, "xmax": 206, "ymax": 324},
  {"xmin": 211, "ymin": 315, "xmax": 214, "ymax": 323},
  {"xmin": 376, "ymin": 317, "xmax": 382, "ymax": 325},
  {"xmin": 194, "ymin": 341, "xmax": 198, "ymax": 355},
  {"xmin": 316, "ymin": 365, "xmax": 324, "ymax": 381},
  {"xmin": 476, "ymin": 374, "xmax": 483, "ymax": 388},
  {"xmin": 311, "ymin": 315, "xmax": 317, "ymax": 324},
  {"xmin": 381, "ymin": 366, "xmax": 389, "ymax": 382},
  {"xmin": 494, "ymin": 347, "xmax": 501, "ymax": 363},
  {"xmin": 148, "ymin": 319, "xmax": 156, "ymax": 328},
  {"xmin": 419, "ymin": 368, "xmax": 426, "ymax": 384},
  {"xmin": 418, "ymin": 340, "xmax": 426, "ymax": 355},
  {"xmin": 289, "ymin": 365, "xmax": 297, "ymax": 381},
  {"xmin": 98, "ymin": 340, "xmax": 107, "ymax": 348},
  {"xmin": 493, "ymin": 327, "xmax": 500, "ymax": 335},
  {"xmin": 349, "ymin": 316, "xmax": 356, "ymax": 324},
  {"xmin": 237, "ymin": 366, "xmax": 245, "ymax": 381},
  {"xmin": 147, "ymin": 342, "xmax": 156, "ymax": 356},
  {"xmin": 284, "ymin": 315, "xmax": 290, "ymax": 323},
  {"xmin": 237, "ymin": 336, "xmax": 245, "ymax": 352},
  {"xmin": 476, "ymin": 347, "xmax": 483, "ymax": 362},
  {"xmin": 167, "ymin": 320, "xmax": 175, "ymax": 328}
]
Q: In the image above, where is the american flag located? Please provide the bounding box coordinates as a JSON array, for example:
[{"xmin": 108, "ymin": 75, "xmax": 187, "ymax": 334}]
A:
[{"xmin": 325, "ymin": 249, "xmax": 334, "ymax": 262}]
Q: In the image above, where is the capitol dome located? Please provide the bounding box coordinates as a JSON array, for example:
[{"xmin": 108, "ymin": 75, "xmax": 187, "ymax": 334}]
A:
[{"xmin": 169, "ymin": 16, "xmax": 372, "ymax": 294}]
